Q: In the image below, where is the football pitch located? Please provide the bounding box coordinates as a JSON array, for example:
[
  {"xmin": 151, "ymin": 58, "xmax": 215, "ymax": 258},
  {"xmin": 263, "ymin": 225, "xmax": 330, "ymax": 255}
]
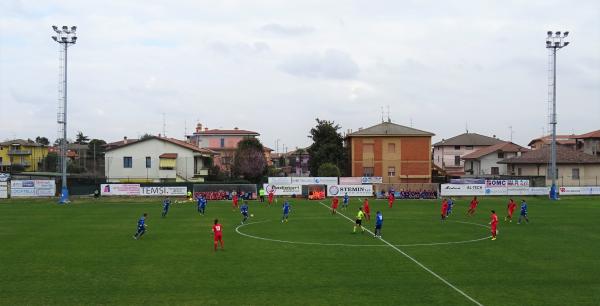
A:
[{"xmin": 1, "ymin": 196, "xmax": 599, "ymax": 306}]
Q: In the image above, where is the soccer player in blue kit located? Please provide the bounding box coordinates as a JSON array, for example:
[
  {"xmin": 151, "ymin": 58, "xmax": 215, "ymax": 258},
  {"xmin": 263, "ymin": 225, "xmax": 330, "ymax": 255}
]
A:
[
  {"xmin": 161, "ymin": 197, "xmax": 171, "ymax": 218},
  {"xmin": 133, "ymin": 213, "xmax": 148, "ymax": 240},
  {"xmin": 282, "ymin": 200, "xmax": 291, "ymax": 223},
  {"xmin": 342, "ymin": 192, "xmax": 349, "ymax": 210},
  {"xmin": 518, "ymin": 200, "xmax": 529, "ymax": 224},
  {"xmin": 197, "ymin": 195, "xmax": 207, "ymax": 215},
  {"xmin": 240, "ymin": 201, "xmax": 250, "ymax": 224},
  {"xmin": 374, "ymin": 211, "xmax": 383, "ymax": 238}
]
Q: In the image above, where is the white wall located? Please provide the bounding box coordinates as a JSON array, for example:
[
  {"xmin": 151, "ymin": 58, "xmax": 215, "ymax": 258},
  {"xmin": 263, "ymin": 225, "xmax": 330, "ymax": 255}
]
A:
[
  {"xmin": 433, "ymin": 145, "xmax": 489, "ymax": 169},
  {"xmin": 105, "ymin": 139, "xmax": 207, "ymax": 182}
]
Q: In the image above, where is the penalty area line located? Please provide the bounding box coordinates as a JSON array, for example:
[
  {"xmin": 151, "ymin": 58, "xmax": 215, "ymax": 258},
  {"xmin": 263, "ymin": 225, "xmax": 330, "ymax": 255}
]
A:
[{"xmin": 318, "ymin": 201, "xmax": 484, "ymax": 306}]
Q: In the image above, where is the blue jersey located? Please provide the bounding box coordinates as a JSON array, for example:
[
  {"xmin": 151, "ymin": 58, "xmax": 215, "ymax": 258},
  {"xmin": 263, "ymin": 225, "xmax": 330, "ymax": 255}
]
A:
[
  {"xmin": 343, "ymin": 194, "xmax": 349, "ymax": 203},
  {"xmin": 163, "ymin": 199, "xmax": 170, "ymax": 209},
  {"xmin": 198, "ymin": 197, "xmax": 207, "ymax": 208},
  {"xmin": 283, "ymin": 202, "xmax": 290, "ymax": 214},
  {"xmin": 137, "ymin": 216, "xmax": 145, "ymax": 229},
  {"xmin": 447, "ymin": 199, "xmax": 454, "ymax": 209},
  {"xmin": 241, "ymin": 204, "xmax": 249, "ymax": 214},
  {"xmin": 521, "ymin": 203, "xmax": 528, "ymax": 214},
  {"xmin": 376, "ymin": 213, "xmax": 383, "ymax": 226}
]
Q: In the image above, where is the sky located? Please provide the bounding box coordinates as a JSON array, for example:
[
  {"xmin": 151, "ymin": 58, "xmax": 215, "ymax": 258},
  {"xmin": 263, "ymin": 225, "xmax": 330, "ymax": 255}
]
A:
[{"xmin": 1, "ymin": 0, "xmax": 599, "ymax": 152}]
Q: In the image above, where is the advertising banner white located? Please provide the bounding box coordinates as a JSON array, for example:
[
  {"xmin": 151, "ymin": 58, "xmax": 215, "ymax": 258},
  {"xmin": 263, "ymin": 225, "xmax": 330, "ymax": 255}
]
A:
[
  {"xmin": 525, "ymin": 187, "xmax": 551, "ymax": 195},
  {"xmin": 361, "ymin": 177, "xmax": 383, "ymax": 184},
  {"xmin": 101, "ymin": 184, "xmax": 141, "ymax": 196},
  {"xmin": 140, "ymin": 186, "xmax": 188, "ymax": 196},
  {"xmin": 290, "ymin": 177, "xmax": 338, "ymax": 185},
  {"xmin": 559, "ymin": 186, "xmax": 600, "ymax": 195},
  {"xmin": 339, "ymin": 177, "xmax": 362, "ymax": 185},
  {"xmin": 0, "ymin": 181, "xmax": 7, "ymax": 199},
  {"xmin": 327, "ymin": 184, "xmax": 373, "ymax": 197},
  {"xmin": 485, "ymin": 180, "xmax": 529, "ymax": 187},
  {"xmin": 10, "ymin": 180, "xmax": 56, "ymax": 197},
  {"xmin": 268, "ymin": 177, "xmax": 292, "ymax": 185},
  {"xmin": 0, "ymin": 173, "xmax": 10, "ymax": 182},
  {"xmin": 263, "ymin": 184, "xmax": 302, "ymax": 196},
  {"xmin": 441, "ymin": 184, "xmax": 485, "ymax": 196}
]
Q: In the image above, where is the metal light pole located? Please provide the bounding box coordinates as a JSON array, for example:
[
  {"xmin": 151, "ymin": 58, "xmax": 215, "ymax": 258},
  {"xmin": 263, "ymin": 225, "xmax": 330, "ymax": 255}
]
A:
[
  {"xmin": 546, "ymin": 30, "xmax": 569, "ymax": 200},
  {"xmin": 52, "ymin": 25, "xmax": 77, "ymax": 204}
]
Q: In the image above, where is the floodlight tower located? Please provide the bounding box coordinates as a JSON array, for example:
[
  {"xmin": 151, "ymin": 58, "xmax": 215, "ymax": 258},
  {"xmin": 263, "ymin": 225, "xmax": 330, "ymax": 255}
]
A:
[
  {"xmin": 52, "ymin": 25, "xmax": 77, "ymax": 204},
  {"xmin": 546, "ymin": 30, "xmax": 569, "ymax": 200}
]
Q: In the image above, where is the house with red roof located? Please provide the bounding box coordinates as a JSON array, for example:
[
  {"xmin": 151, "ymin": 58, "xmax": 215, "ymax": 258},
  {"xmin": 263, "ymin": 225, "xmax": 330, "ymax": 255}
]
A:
[
  {"xmin": 574, "ymin": 129, "xmax": 600, "ymax": 156},
  {"xmin": 104, "ymin": 136, "xmax": 217, "ymax": 183},
  {"xmin": 527, "ymin": 134, "xmax": 577, "ymax": 151},
  {"xmin": 186, "ymin": 123, "xmax": 272, "ymax": 173},
  {"xmin": 461, "ymin": 142, "xmax": 529, "ymax": 176}
]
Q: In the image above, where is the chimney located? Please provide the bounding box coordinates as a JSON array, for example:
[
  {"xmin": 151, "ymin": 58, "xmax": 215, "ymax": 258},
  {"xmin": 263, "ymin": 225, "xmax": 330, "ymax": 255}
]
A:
[
  {"xmin": 196, "ymin": 123, "xmax": 202, "ymax": 133},
  {"xmin": 123, "ymin": 136, "xmax": 128, "ymax": 144},
  {"xmin": 204, "ymin": 127, "xmax": 209, "ymax": 131},
  {"xmin": 158, "ymin": 133, "xmax": 161, "ymax": 138},
  {"xmin": 234, "ymin": 127, "xmax": 239, "ymax": 130}
]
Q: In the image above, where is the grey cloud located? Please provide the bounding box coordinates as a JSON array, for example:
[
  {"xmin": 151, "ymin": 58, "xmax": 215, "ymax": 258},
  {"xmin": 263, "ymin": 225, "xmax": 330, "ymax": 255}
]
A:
[
  {"xmin": 259, "ymin": 23, "xmax": 315, "ymax": 36},
  {"xmin": 280, "ymin": 49, "xmax": 359, "ymax": 79}
]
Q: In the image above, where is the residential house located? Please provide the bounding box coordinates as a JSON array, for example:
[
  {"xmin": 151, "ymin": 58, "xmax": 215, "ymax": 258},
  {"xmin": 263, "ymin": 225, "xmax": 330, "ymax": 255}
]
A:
[
  {"xmin": 462, "ymin": 142, "xmax": 529, "ymax": 176},
  {"xmin": 346, "ymin": 121, "xmax": 434, "ymax": 183},
  {"xmin": 287, "ymin": 147, "xmax": 310, "ymax": 177},
  {"xmin": 0, "ymin": 139, "xmax": 49, "ymax": 172},
  {"xmin": 574, "ymin": 130, "xmax": 600, "ymax": 156},
  {"xmin": 432, "ymin": 133, "xmax": 504, "ymax": 176},
  {"xmin": 528, "ymin": 134, "xmax": 576, "ymax": 150},
  {"xmin": 186, "ymin": 123, "xmax": 269, "ymax": 174},
  {"xmin": 499, "ymin": 146, "xmax": 600, "ymax": 186},
  {"xmin": 104, "ymin": 136, "xmax": 217, "ymax": 183}
]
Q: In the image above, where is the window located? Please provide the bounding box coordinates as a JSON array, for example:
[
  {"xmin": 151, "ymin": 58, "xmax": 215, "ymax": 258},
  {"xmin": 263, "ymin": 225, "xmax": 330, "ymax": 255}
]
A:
[
  {"xmin": 572, "ymin": 168, "xmax": 580, "ymax": 180},
  {"xmin": 123, "ymin": 157, "xmax": 132, "ymax": 168},
  {"xmin": 145, "ymin": 156, "xmax": 151, "ymax": 168},
  {"xmin": 363, "ymin": 167, "xmax": 374, "ymax": 177},
  {"xmin": 454, "ymin": 145, "xmax": 461, "ymax": 150},
  {"xmin": 388, "ymin": 143, "xmax": 396, "ymax": 153},
  {"xmin": 454, "ymin": 156, "xmax": 461, "ymax": 166},
  {"xmin": 466, "ymin": 146, "xmax": 473, "ymax": 150},
  {"xmin": 388, "ymin": 166, "xmax": 396, "ymax": 177},
  {"xmin": 497, "ymin": 152, "xmax": 505, "ymax": 159},
  {"xmin": 219, "ymin": 138, "xmax": 225, "ymax": 148},
  {"xmin": 363, "ymin": 144, "xmax": 374, "ymax": 154},
  {"xmin": 491, "ymin": 167, "xmax": 499, "ymax": 175},
  {"xmin": 517, "ymin": 168, "xmax": 522, "ymax": 176}
]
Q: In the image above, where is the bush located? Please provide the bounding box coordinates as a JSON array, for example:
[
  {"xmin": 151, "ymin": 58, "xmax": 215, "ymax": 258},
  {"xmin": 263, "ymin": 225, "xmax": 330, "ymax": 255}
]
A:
[{"xmin": 317, "ymin": 163, "xmax": 340, "ymax": 177}]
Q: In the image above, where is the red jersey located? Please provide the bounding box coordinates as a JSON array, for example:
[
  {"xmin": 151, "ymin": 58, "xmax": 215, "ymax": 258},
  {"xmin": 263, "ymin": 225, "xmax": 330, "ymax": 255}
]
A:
[
  {"xmin": 388, "ymin": 193, "xmax": 394, "ymax": 202},
  {"xmin": 441, "ymin": 200, "xmax": 448, "ymax": 213},
  {"xmin": 470, "ymin": 199, "xmax": 479, "ymax": 208},
  {"xmin": 508, "ymin": 201, "xmax": 517, "ymax": 212},
  {"xmin": 212, "ymin": 224, "xmax": 223, "ymax": 235},
  {"xmin": 490, "ymin": 214, "xmax": 498, "ymax": 227},
  {"xmin": 233, "ymin": 195, "xmax": 238, "ymax": 203},
  {"xmin": 268, "ymin": 192, "xmax": 274, "ymax": 199},
  {"xmin": 363, "ymin": 200, "xmax": 370, "ymax": 213},
  {"xmin": 332, "ymin": 198, "xmax": 339, "ymax": 208}
]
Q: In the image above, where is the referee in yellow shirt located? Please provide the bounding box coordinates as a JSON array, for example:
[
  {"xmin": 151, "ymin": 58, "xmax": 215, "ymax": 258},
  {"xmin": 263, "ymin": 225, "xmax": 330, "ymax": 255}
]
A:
[{"xmin": 354, "ymin": 207, "xmax": 366, "ymax": 233}]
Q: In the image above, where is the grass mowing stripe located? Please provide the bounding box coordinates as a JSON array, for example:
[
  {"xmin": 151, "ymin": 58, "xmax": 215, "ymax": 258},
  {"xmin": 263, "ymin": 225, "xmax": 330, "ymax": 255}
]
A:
[{"xmin": 318, "ymin": 201, "xmax": 485, "ymax": 306}]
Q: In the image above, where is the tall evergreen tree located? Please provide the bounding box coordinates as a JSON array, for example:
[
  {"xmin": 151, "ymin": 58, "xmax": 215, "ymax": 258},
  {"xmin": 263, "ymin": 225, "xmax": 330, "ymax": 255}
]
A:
[{"xmin": 307, "ymin": 118, "xmax": 347, "ymax": 176}]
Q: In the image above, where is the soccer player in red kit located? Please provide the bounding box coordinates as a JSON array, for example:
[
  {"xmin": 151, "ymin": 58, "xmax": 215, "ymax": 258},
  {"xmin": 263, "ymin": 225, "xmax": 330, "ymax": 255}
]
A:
[
  {"xmin": 212, "ymin": 219, "xmax": 224, "ymax": 251},
  {"xmin": 505, "ymin": 199, "xmax": 517, "ymax": 222},
  {"xmin": 388, "ymin": 192, "xmax": 395, "ymax": 208},
  {"xmin": 441, "ymin": 198, "xmax": 449, "ymax": 221},
  {"xmin": 232, "ymin": 193, "xmax": 239, "ymax": 211},
  {"xmin": 331, "ymin": 196, "xmax": 339, "ymax": 214},
  {"xmin": 489, "ymin": 210, "xmax": 498, "ymax": 240},
  {"xmin": 467, "ymin": 196, "xmax": 479, "ymax": 216},
  {"xmin": 268, "ymin": 190, "xmax": 274, "ymax": 206},
  {"xmin": 363, "ymin": 198, "xmax": 371, "ymax": 221}
]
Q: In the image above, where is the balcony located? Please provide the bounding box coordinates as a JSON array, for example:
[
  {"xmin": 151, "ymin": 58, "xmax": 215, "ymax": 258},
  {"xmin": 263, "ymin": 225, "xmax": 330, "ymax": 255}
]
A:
[
  {"xmin": 8, "ymin": 150, "xmax": 32, "ymax": 155},
  {"xmin": 194, "ymin": 169, "xmax": 209, "ymax": 176}
]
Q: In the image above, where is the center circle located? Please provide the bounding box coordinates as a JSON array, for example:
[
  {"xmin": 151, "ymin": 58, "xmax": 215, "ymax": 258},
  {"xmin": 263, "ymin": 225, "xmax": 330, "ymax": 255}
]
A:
[{"xmin": 235, "ymin": 217, "xmax": 491, "ymax": 247}]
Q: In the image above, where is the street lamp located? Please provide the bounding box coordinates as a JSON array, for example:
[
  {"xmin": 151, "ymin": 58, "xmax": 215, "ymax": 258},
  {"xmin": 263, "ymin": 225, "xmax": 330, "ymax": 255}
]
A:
[
  {"xmin": 546, "ymin": 30, "xmax": 569, "ymax": 200},
  {"xmin": 52, "ymin": 25, "xmax": 77, "ymax": 204}
]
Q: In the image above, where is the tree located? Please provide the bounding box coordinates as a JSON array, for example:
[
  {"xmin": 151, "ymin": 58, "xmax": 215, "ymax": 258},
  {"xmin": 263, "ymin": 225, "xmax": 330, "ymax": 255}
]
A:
[
  {"xmin": 232, "ymin": 138, "xmax": 267, "ymax": 183},
  {"xmin": 41, "ymin": 152, "xmax": 58, "ymax": 172},
  {"xmin": 35, "ymin": 136, "xmax": 50, "ymax": 146},
  {"xmin": 307, "ymin": 118, "xmax": 348, "ymax": 176},
  {"xmin": 88, "ymin": 139, "xmax": 107, "ymax": 158},
  {"xmin": 318, "ymin": 163, "xmax": 341, "ymax": 177},
  {"xmin": 75, "ymin": 131, "xmax": 90, "ymax": 144},
  {"xmin": 140, "ymin": 133, "xmax": 154, "ymax": 140}
]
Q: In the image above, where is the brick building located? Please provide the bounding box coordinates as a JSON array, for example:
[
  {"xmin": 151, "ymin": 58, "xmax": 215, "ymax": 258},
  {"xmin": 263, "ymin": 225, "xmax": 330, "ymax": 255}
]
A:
[{"xmin": 345, "ymin": 121, "xmax": 434, "ymax": 183}]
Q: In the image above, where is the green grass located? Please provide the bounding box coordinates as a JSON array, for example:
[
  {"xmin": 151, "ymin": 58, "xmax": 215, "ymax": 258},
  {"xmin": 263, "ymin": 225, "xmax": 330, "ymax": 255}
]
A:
[{"xmin": 1, "ymin": 196, "xmax": 599, "ymax": 305}]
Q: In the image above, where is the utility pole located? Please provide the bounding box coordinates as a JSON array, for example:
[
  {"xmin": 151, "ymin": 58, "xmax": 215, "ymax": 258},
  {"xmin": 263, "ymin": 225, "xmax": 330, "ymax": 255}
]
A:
[
  {"xmin": 546, "ymin": 30, "xmax": 570, "ymax": 200},
  {"xmin": 52, "ymin": 25, "xmax": 77, "ymax": 204}
]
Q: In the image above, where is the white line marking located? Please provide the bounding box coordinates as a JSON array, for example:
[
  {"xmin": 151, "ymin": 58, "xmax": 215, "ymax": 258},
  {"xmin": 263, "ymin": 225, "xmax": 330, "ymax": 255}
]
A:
[
  {"xmin": 236, "ymin": 219, "xmax": 491, "ymax": 247},
  {"xmin": 318, "ymin": 201, "xmax": 484, "ymax": 306}
]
